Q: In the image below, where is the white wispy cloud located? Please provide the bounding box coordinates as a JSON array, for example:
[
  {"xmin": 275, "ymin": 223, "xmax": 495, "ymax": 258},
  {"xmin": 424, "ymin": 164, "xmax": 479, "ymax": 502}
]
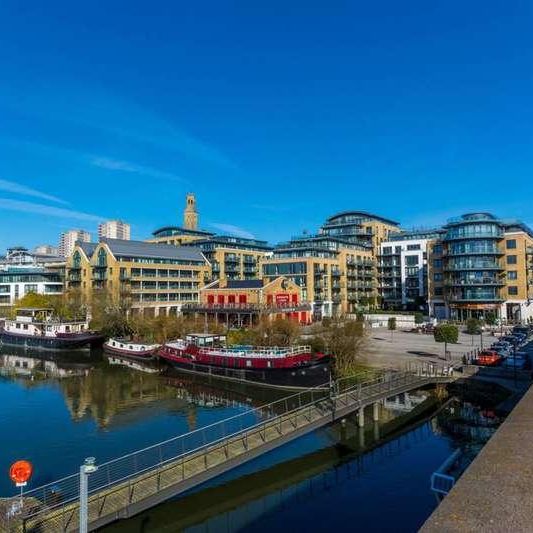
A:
[
  {"xmin": 0, "ymin": 178, "xmax": 68, "ymax": 205},
  {"xmin": 0, "ymin": 198, "xmax": 104, "ymax": 222},
  {"xmin": 209, "ymin": 223, "xmax": 256, "ymax": 240},
  {"xmin": 90, "ymin": 157, "xmax": 186, "ymax": 182}
]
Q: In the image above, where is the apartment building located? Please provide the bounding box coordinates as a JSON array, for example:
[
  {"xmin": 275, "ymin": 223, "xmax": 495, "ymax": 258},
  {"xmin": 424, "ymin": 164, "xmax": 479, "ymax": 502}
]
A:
[
  {"xmin": 428, "ymin": 213, "xmax": 533, "ymax": 321},
  {"xmin": 98, "ymin": 220, "xmax": 131, "ymax": 240},
  {"xmin": 0, "ymin": 247, "xmax": 65, "ymax": 307},
  {"xmin": 34, "ymin": 245, "xmax": 58, "ymax": 256},
  {"xmin": 65, "ymin": 238, "xmax": 209, "ymax": 316},
  {"xmin": 261, "ymin": 210, "xmax": 398, "ymax": 319},
  {"xmin": 59, "ymin": 229, "xmax": 91, "ymax": 257},
  {"xmin": 186, "ymin": 235, "xmax": 272, "ymax": 282},
  {"xmin": 149, "ymin": 193, "xmax": 272, "ymax": 282},
  {"xmin": 378, "ymin": 230, "xmax": 440, "ymax": 311}
]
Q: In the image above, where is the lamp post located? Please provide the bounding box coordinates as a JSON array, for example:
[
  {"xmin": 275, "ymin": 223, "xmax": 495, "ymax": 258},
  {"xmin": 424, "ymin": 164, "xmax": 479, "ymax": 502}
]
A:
[{"xmin": 80, "ymin": 457, "xmax": 98, "ymax": 533}]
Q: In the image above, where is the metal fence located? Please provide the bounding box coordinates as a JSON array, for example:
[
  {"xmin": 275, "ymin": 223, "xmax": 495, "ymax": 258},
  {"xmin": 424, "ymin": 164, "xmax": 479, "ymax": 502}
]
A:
[{"xmin": 1, "ymin": 365, "xmax": 452, "ymax": 532}]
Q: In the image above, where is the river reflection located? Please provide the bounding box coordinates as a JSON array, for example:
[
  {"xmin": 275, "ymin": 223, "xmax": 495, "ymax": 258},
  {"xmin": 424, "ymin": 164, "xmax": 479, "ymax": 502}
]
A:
[
  {"xmin": 0, "ymin": 347, "xmax": 284, "ymax": 496},
  {"xmin": 0, "ymin": 348, "xmax": 505, "ymax": 532}
]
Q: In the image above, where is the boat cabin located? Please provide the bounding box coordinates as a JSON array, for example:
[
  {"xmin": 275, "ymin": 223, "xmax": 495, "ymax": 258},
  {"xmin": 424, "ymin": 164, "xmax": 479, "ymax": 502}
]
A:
[
  {"xmin": 185, "ymin": 333, "xmax": 227, "ymax": 347},
  {"xmin": 4, "ymin": 307, "xmax": 90, "ymax": 337}
]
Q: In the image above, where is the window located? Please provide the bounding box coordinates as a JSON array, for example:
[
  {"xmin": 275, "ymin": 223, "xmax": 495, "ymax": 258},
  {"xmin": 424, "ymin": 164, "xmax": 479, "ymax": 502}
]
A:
[
  {"xmin": 97, "ymin": 248, "xmax": 107, "ymax": 267},
  {"xmin": 382, "ymin": 246, "xmax": 392, "ymax": 255},
  {"xmin": 433, "ymin": 244, "xmax": 443, "ymax": 255},
  {"xmin": 407, "ymin": 244, "xmax": 421, "ymax": 251},
  {"xmin": 508, "ymin": 286, "xmax": 518, "ymax": 296},
  {"xmin": 434, "ymin": 287, "xmax": 443, "ymax": 296},
  {"xmin": 73, "ymin": 251, "xmax": 81, "ymax": 268},
  {"xmin": 507, "ymin": 255, "xmax": 517, "ymax": 265},
  {"xmin": 506, "ymin": 239, "xmax": 517, "ymax": 249},
  {"xmin": 507, "ymin": 271, "xmax": 518, "ymax": 280},
  {"xmin": 434, "ymin": 273, "xmax": 443, "ymax": 282},
  {"xmin": 433, "ymin": 259, "xmax": 442, "ymax": 269}
]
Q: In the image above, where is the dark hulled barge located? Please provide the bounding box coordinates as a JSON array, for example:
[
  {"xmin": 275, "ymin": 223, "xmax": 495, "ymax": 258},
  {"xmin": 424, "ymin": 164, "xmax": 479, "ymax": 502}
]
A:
[
  {"xmin": 0, "ymin": 308, "xmax": 104, "ymax": 351},
  {"xmin": 158, "ymin": 334, "xmax": 331, "ymax": 389}
]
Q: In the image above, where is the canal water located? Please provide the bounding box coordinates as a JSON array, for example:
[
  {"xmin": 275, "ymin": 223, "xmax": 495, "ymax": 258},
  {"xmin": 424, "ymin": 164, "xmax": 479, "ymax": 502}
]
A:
[{"xmin": 0, "ymin": 347, "xmax": 505, "ymax": 532}]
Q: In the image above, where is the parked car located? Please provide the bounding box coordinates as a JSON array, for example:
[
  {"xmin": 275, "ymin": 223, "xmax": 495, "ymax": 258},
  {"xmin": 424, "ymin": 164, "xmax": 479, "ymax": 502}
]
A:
[
  {"xmin": 513, "ymin": 326, "xmax": 529, "ymax": 336},
  {"xmin": 502, "ymin": 336, "xmax": 521, "ymax": 347},
  {"xmin": 474, "ymin": 350, "xmax": 503, "ymax": 367},
  {"xmin": 491, "ymin": 341, "xmax": 512, "ymax": 351},
  {"xmin": 502, "ymin": 356, "xmax": 528, "ymax": 370},
  {"xmin": 494, "ymin": 348, "xmax": 512, "ymax": 358}
]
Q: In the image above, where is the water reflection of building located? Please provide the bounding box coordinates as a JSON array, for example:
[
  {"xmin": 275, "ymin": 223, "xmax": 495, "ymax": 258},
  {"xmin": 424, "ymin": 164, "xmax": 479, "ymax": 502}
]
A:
[
  {"xmin": 0, "ymin": 353, "xmax": 90, "ymax": 379},
  {"xmin": 59, "ymin": 367, "xmax": 189, "ymax": 429},
  {"xmin": 383, "ymin": 391, "xmax": 428, "ymax": 414}
]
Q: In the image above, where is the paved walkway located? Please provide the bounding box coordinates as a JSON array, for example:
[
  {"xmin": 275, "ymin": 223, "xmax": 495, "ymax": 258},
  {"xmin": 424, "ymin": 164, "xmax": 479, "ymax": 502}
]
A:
[{"xmin": 362, "ymin": 328, "xmax": 486, "ymax": 369}]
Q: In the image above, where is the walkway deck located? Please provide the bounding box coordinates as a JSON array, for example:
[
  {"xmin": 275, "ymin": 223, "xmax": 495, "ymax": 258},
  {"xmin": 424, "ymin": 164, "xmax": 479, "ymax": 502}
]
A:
[{"xmin": 2, "ymin": 366, "xmax": 454, "ymax": 532}]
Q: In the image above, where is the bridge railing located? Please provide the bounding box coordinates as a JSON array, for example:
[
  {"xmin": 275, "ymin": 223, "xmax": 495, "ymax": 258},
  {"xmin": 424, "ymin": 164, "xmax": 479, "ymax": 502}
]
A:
[{"xmin": 4, "ymin": 365, "xmax": 451, "ymax": 529}]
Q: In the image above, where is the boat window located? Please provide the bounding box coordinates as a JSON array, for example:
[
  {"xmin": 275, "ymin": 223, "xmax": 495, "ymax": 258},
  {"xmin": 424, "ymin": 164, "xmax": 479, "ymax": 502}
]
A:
[
  {"xmin": 246, "ymin": 360, "xmax": 252, "ymax": 367},
  {"xmin": 120, "ymin": 344, "xmax": 124, "ymax": 348},
  {"xmin": 16, "ymin": 323, "xmax": 20, "ymax": 329},
  {"xmin": 267, "ymin": 361, "xmax": 272, "ymax": 368},
  {"xmin": 23, "ymin": 324, "xmax": 28, "ymax": 330}
]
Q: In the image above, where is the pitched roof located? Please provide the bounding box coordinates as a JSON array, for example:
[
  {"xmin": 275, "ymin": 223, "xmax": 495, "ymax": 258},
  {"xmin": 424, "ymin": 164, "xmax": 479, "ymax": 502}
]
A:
[
  {"xmin": 77, "ymin": 242, "xmax": 98, "ymax": 257},
  {"xmin": 225, "ymin": 279, "xmax": 264, "ymax": 289},
  {"xmin": 100, "ymin": 238, "xmax": 206, "ymax": 262}
]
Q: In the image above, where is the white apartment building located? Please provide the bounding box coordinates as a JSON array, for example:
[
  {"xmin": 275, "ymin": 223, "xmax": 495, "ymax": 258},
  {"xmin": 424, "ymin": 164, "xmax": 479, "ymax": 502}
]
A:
[
  {"xmin": 98, "ymin": 220, "xmax": 131, "ymax": 240},
  {"xmin": 34, "ymin": 244, "xmax": 58, "ymax": 256},
  {"xmin": 0, "ymin": 248, "xmax": 65, "ymax": 307},
  {"xmin": 378, "ymin": 232, "xmax": 438, "ymax": 311},
  {"xmin": 58, "ymin": 230, "xmax": 91, "ymax": 257}
]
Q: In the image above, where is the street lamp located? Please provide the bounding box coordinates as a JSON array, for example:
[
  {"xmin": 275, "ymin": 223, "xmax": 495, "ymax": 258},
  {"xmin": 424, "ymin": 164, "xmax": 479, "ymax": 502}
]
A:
[{"xmin": 80, "ymin": 457, "xmax": 98, "ymax": 533}]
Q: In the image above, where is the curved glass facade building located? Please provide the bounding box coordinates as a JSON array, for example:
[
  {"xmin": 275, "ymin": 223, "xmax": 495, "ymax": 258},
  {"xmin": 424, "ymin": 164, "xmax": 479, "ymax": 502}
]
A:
[{"xmin": 442, "ymin": 213, "xmax": 505, "ymax": 319}]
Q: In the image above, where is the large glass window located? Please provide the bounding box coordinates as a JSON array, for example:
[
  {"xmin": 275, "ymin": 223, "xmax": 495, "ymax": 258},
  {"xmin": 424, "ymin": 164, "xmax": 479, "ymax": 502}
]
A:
[
  {"xmin": 97, "ymin": 248, "xmax": 107, "ymax": 267},
  {"xmin": 405, "ymin": 255, "xmax": 419, "ymax": 266},
  {"xmin": 506, "ymin": 239, "xmax": 517, "ymax": 249},
  {"xmin": 73, "ymin": 251, "xmax": 81, "ymax": 268},
  {"xmin": 507, "ymin": 271, "xmax": 518, "ymax": 280},
  {"xmin": 507, "ymin": 255, "xmax": 517, "ymax": 265}
]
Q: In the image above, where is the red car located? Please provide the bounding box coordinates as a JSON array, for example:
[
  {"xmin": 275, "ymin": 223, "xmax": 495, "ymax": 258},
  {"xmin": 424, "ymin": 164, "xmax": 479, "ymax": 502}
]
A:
[{"xmin": 475, "ymin": 350, "xmax": 502, "ymax": 367}]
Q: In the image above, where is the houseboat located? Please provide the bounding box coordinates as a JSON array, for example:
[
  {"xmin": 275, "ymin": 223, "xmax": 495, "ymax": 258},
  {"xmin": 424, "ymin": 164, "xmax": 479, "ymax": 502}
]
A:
[
  {"xmin": 158, "ymin": 333, "xmax": 332, "ymax": 389},
  {"xmin": 103, "ymin": 338, "xmax": 160, "ymax": 359},
  {"xmin": 0, "ymin": 308, "xmax": 104, "ymax": 351}
]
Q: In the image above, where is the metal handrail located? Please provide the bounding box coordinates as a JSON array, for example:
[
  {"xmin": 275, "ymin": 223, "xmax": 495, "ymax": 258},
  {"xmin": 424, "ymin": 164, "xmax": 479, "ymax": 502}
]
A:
[{"xmin": 9, "ymin": 364, "xmax": 452, "ymax": 529}]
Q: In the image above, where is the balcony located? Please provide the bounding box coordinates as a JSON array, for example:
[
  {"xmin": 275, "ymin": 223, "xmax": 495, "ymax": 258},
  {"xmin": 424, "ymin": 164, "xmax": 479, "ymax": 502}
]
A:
[
  {"xmin": 443, "ymin": 249, "xmax": 504, "ymax": 257},
  {"xmin": 445, "ymin": 279, "xmax": 505, "ymax": 287},
  {"xmin": 444, "ymin": 263, "xmax": 503, "ymax": 271},
  {"xmin": 182, "ymin": 301, "xmax": 312, "ymax": 313}
]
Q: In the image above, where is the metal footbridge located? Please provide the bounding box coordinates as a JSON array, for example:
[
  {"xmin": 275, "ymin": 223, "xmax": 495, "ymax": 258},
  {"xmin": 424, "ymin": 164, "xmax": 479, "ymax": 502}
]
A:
[{"xmin": 3, "ymin": 364, "xmax": 455, "ymax": 532}]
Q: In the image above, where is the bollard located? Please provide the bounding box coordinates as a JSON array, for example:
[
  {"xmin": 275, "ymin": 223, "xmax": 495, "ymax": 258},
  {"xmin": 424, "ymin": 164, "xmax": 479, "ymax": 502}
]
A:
[{"xmin": 80, "ymin": 457, "xmax": 98, "ymax": 533}]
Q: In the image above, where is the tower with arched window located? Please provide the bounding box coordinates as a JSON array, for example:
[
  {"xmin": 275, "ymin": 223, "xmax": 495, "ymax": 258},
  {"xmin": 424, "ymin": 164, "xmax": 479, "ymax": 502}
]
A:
[{"xmin": 183, "ymin": 193, "xmax": 198, "ymax": 231}]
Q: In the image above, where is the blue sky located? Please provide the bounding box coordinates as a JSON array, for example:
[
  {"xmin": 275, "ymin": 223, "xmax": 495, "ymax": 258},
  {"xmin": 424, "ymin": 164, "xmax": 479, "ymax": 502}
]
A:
[{"xmin": 1, "ymin": 0, "xmax": 532, "ymax": 251}]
